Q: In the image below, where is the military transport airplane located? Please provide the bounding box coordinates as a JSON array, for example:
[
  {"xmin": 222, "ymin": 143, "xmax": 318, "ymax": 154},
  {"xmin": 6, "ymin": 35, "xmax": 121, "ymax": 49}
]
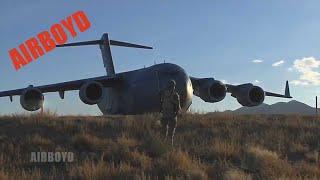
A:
[{"xmin": 0, "ymin": 33, "xmax": 292, "ymax": 114}]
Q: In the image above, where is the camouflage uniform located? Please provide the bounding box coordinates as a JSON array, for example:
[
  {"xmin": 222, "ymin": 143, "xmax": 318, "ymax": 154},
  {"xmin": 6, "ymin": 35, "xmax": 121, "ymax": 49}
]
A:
[{"xmin": 160, "ymin": 80, "xmax": 181, "ymax": 146}]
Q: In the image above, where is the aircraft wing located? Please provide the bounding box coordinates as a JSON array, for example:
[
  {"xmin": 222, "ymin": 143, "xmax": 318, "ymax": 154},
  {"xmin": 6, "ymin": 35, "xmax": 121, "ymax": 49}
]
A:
[
  {"xmin": 0, "ymin": 75, "xmax": 122, "ymax": 99},
  {"xmin": 190, "ymin": 76, "xmax": 291, "ymax": 106},
  {"xmin": 225, "ymin": 80, "xmax": 292, "ymax": 98}
]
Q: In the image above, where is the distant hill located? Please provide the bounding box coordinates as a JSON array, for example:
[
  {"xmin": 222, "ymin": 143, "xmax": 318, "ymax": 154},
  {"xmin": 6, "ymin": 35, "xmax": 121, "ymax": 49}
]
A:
[{"xmin": 227, "ymin": 100, "xmax": 316, "ymax": 115}]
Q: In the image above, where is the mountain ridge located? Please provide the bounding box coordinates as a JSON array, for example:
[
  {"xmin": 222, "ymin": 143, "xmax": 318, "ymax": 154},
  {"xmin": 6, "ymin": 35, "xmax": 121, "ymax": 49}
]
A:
[{"xmin": 226, "ymin": 100, "xmax": 316, "ymax": 115}]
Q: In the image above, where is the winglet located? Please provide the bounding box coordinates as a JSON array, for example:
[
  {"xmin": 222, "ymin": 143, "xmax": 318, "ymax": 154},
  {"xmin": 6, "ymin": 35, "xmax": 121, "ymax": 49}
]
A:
[{"xmin": 285, "ymin": 80, "xmax": 292, "ymax": 98}]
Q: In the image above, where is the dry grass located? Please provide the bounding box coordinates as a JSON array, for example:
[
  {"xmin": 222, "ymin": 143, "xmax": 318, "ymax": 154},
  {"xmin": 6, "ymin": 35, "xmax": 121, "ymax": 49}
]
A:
[
  {"xmin": 223, "ymin": 168, "xmax": 252, "ymax": 180},
  {"xmin": 243, "ymin": 145, "xmax": 293, "ymax": 179},
  {"xmin": 0, "ymin": 112, "xmax": 320, "ymax": 179}
]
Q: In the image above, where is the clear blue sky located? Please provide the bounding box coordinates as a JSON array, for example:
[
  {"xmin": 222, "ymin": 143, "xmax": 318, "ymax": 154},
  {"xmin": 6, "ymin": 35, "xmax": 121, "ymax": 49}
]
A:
[{"xmin": 0, "ymin": 1, "xmax": 319, "ymax": 115}]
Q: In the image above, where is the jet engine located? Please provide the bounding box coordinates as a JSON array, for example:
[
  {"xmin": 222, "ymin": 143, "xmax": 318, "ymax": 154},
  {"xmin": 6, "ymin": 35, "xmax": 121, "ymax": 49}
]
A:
[
  {"xmin": 193, "ymin": 78, "xmax": 227, "ymax": 103},
  {"xmin": 79, "ymin": 81, "xmax": 105, "ymax": 105},
  {"xmin": 20, "ymin": 87, "xmax": 44, "ymax": 111},
  {"xmin": 231, "ymin": 84, "xmax": 265, "ymax": 107}
]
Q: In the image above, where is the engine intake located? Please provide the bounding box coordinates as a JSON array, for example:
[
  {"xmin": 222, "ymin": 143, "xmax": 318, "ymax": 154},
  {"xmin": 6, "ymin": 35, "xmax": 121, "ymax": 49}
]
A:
[
  {"xmin": 79, "ymin": 81, "xmax": 105, "ymax": 105},
  {"xmin": 20, "ymin": 87, "xmax": 44, "ymax": 111},
  {"xmin": 193, "ymin": 78, "xmax": 226, "ymax": 103},
  {"xmin": 232, "ymin": 84, "xmax": 265, "ymax": 107}
]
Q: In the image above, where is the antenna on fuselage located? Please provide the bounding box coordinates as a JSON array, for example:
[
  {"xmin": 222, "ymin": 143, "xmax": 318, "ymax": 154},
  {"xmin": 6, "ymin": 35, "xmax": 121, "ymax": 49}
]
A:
[{"xmin": 56, "ymin": 33, "xmax": 153, "ymax": 76}]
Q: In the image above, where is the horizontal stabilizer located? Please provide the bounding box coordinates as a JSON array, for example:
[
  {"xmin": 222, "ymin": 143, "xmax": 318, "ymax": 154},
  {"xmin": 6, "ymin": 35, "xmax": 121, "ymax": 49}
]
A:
[
  {"xmin": 57, "ymin": 40, "xmax": 153, "ymax": 49},
  {"xmin": 56, "ymin": 33, "xmax": 153, "ymax": 76},
  {"xmin": 56, "ymin": 40, "xmax": 101, "ymax": 47}
]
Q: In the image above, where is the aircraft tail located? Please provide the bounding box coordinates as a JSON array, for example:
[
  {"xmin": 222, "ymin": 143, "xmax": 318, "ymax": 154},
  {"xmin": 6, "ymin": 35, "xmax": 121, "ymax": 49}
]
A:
[{"xmin": 57, "ymin": 33, "xmax": 152, "ymax": 76}]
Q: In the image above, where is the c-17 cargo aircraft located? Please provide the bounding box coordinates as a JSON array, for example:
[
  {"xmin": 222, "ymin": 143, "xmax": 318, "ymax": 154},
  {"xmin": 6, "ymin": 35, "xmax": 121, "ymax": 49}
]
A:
[{"xmin": 0, "ymin": 33, "xmax": 292, "ymax": 114}]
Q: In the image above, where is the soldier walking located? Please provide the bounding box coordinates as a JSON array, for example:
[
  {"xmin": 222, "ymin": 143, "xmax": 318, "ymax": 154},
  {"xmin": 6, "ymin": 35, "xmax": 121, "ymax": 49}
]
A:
[{"xmin": 160, "ymin": 80, "xmax": 181, "ymax": 146}]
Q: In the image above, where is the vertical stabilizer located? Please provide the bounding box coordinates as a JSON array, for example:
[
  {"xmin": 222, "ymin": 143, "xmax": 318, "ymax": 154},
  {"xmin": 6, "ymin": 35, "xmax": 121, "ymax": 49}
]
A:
[{"xmin": 99, "ymin": 33, "xmax": 115, "ymax": 76}]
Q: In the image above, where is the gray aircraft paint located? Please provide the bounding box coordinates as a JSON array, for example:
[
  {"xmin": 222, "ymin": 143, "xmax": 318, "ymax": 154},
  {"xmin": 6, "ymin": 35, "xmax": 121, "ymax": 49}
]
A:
[
  {"xmin": 0, "ymin": 33, "xmax": 291, "ymax": 114},
  {"xmin": 98, "ymin": 63, "xmax": 193, "ymax": 115}
]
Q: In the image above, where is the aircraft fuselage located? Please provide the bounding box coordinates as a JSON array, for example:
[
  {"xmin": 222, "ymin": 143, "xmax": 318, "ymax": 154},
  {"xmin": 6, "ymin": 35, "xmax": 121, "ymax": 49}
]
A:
[{"xmin": 97, "ymin": 63, "xmax": 193, "ymax": 115}]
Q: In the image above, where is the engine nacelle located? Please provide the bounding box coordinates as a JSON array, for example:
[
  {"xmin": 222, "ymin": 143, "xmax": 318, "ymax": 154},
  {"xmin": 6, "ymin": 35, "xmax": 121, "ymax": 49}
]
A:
[
  {"xmin": 79, "ymin": 81, "xmax": 105, "ymax": 105},
  {"xmin": 232, "ymin": 84, "xmax": 265, "ymax": 107},
  {"xmin": 193, "ymin": 78, "xmax": 227, "ymax": 103},
  {"xmin": 20, "ymin": 87, "xmax": 44, "ymax": 111}
]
